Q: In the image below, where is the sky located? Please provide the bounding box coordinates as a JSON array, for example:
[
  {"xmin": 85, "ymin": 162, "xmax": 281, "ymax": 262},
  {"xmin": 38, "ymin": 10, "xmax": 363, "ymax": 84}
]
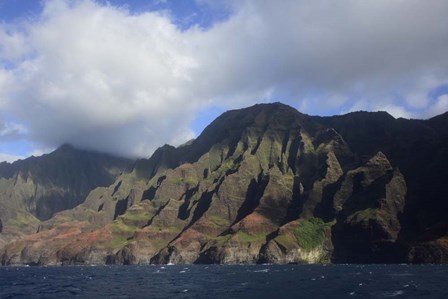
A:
[{"xmin": 0, "ymin": 0, "xmax": 448, "ymax": 162}]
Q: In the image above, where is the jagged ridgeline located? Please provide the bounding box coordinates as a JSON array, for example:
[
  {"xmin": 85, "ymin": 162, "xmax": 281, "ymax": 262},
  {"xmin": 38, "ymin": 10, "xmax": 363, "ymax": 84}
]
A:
[{"xmin": 1, "ymin": 103, "xmax": 448, "ymax": 265}]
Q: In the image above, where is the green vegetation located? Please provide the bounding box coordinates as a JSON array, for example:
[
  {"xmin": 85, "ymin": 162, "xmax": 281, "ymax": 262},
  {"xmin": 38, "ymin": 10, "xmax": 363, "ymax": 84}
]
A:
[
  {"xmin": 107, "ymin": 234, "xmax": 129, "ymax": 249},
  {"xmin": 7, "ymin": 212, "xmax": 40, "ymax": 232},
  {"xmin": 111, "ymin": 219, "xmax": 138, "ymax": 234},
  {"xmin": 147, "ymin": 225, "xmax": 181, "ymax": 234},
  {"xmin": 294, "ymin": 218, "xmax": 334, "ymax": 251},
  {"xmin": 220, "ymin": 159, "xmax": 238, "ymax": 172},
  {"xmin": 278, "ymin": 173, "xmax": 294, "ymax": 188},
  {"xmin": 236, "ymin": 231, "xmax": 266, "ymax": 243},
  {"xmin": 349, "ymin": 208, "xmax": 377, "ymax": 222},
  {"xmin": 106, "ymin": 218, "xmax": 140, "ymax": 249},
  {"xmin": 206, "ymin": 157, "xmax": 240, "ymax": 183},
  {"xmin": 148, "ymin": 225, "xmax": 162, "ymax": 232},
  {"xmin": 253, "ymin": 138, "xmax": 281, "ymax": 169},
  {"xmin": 149, "ymin": 238, "xmax": 170, "ymax": 249},
  {"xmin": 167, "ymin": 175, "xmax": 198, "ymax": 186},
  {"xmin": 206, "ymin": 218, "xmax": 274, "ymax": 248},
  {"xmin": 275, "ymin": 234, "xmax": 296, "ymax": 248},
  {"xmin": 207, "ymin": 145, "xmax": 227, "ymax": 171},
  {"xmin": 347, "ymin": 208, "xmax": 389, "ymax": 227},
  {"xmin": 300, "ymin": 132, "xmax": 315, "ymax": 153},
  {"xmin": 208, "ymin": 215, "xmax": 229, "ymax": 228},
  {"xmin": 121, "ymin": 212, "xmax": 149, "ymax": 222},
  {"xmin": 210, "ymin": 234, "xmax": 232, "ymax": 246}
]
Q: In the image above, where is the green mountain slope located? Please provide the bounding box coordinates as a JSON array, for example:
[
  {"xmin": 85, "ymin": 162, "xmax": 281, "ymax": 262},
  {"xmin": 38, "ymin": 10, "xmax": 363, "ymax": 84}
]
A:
[
  {"xmin": 0, "ymin": 144, "xmax": 132, "ymax": 247},
  {"xmin": 1, "ymin": 103, "xmax": 447, "ymax": 265}
]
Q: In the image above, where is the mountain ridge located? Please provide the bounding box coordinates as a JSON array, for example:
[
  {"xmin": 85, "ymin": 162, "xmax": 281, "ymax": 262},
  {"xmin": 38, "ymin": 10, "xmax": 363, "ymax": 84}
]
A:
[
  {"xmin": 1, "ymin": 103, "xmax": 448, "ymax": 265},
  {"xmin": 0, "ymin": 144, "xmax": 133, "ymax": 247}
]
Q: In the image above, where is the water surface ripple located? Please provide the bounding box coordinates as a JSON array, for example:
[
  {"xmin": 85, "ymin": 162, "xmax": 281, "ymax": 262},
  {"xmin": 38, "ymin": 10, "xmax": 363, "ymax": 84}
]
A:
[{"xmin": 1, "ymin": 264, "xmax": 447, "ymax": 298}]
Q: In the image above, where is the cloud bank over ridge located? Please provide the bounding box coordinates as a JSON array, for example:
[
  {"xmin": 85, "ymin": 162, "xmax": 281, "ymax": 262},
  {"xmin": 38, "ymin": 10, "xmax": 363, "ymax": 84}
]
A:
[{"xmin": 0, "ymin": 0, "xmax": 448, "ymax": 159}]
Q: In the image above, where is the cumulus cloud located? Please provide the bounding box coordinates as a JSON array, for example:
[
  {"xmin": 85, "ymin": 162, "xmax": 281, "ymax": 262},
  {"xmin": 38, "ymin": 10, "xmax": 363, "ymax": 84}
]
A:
[
  {"xmin": 2, "ymin": 0, "xmax": 199, "ymax": 157},
  {"xmin": 0, "ymin": 0, "xmax": 447, "ymax": 159},
  {"xmin": 0, "ymin": 27, "xmax": 29, "ymax": 62},
  {"xmin": 0, "ymin": 120, "xmax": 27, "ymax": 139}
]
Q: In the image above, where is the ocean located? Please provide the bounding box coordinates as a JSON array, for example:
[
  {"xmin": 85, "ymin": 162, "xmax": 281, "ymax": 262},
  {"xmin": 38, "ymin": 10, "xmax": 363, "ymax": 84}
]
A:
[{"xmin": 1, "ymin": 264, "xmax": 447, "ymax": 298}]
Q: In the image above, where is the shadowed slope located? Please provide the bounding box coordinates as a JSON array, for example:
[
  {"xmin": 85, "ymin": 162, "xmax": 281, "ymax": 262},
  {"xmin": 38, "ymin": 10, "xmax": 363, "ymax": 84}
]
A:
[{"xmin": 2, "ymin": 103, "xmax": 448, "ymax": 265}]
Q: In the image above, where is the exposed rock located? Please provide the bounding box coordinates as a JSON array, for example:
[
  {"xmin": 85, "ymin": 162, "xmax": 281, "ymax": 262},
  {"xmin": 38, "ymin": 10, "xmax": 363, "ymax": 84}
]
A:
[
  {"xmin": 2, "ymin": 103, "xmax": 448, "ymax": 265},
  {"xmin": 408, "ymin": 237, "xmax": 448, "ymax": 263},
  {"xmin": 331, "ymin": 153, "xmax": 407, "ymax": 263},
  {"xmin": 259, "ymin": 218, "xmax": 334, "ymax": 264},
  {"xmin": 0, "ymin": 144, "xmax": 132, "ymax": 246}
]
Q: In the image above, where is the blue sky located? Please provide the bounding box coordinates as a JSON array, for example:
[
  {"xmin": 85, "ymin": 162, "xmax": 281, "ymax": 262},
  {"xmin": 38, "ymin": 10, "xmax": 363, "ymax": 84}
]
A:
[
  {"xmin": 1, "ymin": 0, "xmax": 448, "ymax": 162},
  {"xmin": 0, "ymin": 0, "xmax": 229, "ymax": 26}
]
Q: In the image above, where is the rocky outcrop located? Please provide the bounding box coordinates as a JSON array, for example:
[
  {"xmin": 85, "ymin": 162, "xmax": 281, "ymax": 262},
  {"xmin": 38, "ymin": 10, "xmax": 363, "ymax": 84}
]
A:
[
  {"xmin": 331, "ymin": 152, "xmax": 407, "ymax": 263},
  {"xmin": 1, "ymin": 102, "xmax": 448, "ymax": 265},
  {"xmin": 408, "ymin": 237, "xmax": 448, "ymax": 263},
  {"xmin": 259, "ymin": 218, "xmax": 334, "ymax": 264}
]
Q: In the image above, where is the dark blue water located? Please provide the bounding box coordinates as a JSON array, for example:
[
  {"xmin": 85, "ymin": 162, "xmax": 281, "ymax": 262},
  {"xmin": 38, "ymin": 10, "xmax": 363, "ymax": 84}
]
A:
[{"xmin": 1, "ymin": 264, "xmax": 447, "ymax": 298}]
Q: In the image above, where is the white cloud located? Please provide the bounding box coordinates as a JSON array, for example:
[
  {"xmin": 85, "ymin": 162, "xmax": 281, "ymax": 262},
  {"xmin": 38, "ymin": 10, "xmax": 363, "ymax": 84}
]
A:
[
  {"xmin": 0, "ymin": 120, "xmax": 27, "ymax": 139},
  {"xmin": 425, "ymin": 94, "xmax": 448, "ymax": 119},
  {"xmin": 375, "ymin": 105, "xmax": 414, "ymax": 119},
  {"xmin": 0, "ymin": 0, "xmax": 448, "ymax": 158},
  {"xmin": 4, "ymin": 0, "xmax": 200, "ymax": 157},
  {"xmin": 0, "ymin": 26, "xmax": 30, "ymax": 62},
  {"xmin": 0, "ymin": 69, "xmax": 14, "ymax": 109},
  {"xmin": 343, "ymin": 100, "xmax": 415, "ymax": 119},
  {"xmin": 342, "ymin": 100, "xmax": 415, "ymax": 119},
  {"xmin": 0, "ymin": 152, "xmax": 26, "ymax": 163}
]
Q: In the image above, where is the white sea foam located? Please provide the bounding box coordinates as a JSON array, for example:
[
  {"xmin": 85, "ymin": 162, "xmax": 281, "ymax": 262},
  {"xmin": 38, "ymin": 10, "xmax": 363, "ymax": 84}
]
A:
[{"xmin": 381, "ymin": 290, "xmax": 404, "ymax": 297}]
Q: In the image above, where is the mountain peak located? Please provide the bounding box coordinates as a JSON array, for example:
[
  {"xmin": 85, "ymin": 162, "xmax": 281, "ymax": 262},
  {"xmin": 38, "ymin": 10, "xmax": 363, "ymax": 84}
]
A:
[
  {"xmin": 200, "ymin": 102, "xmax": 306, "ymax": 135},
  {"xmin": 3, "ymin": 103, "xmax": 448, "ymax": 265},
  {"xmin": 226, "ymin": 102, "xmax": 303, "ymax": 118},
  {"xmin": 54, "ymin": 143, "xmax": 77, "ymax": 153}
]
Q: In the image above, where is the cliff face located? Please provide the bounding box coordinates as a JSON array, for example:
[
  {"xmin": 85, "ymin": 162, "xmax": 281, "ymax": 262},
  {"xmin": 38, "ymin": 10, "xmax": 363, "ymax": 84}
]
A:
[
  {"xmin": 1, "ymin": 103, "xmax": 447, "ymax": 265},
  {"xmin": 0, "ymin": 145, "xmax": 132, "ymax": 247}
]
